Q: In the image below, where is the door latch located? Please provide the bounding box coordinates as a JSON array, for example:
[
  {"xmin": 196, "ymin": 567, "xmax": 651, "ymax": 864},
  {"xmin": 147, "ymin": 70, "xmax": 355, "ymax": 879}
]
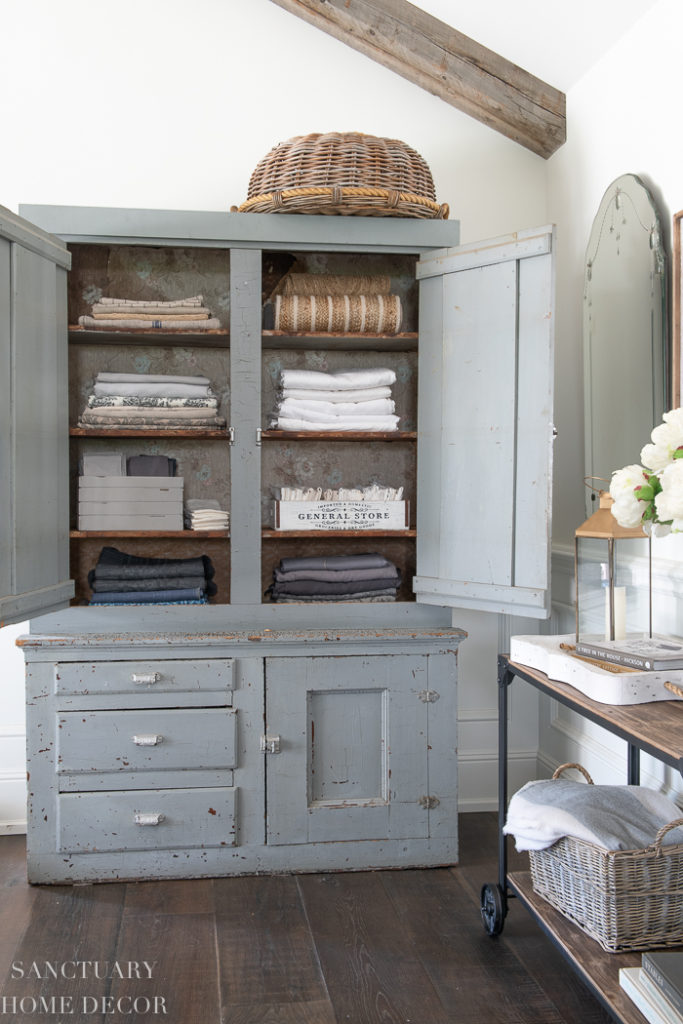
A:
[
  {"xmin": 418, "ymin": 689, "xmax": 440, "ymax": 703},
  {"xmin": 418, "ymin": 795, "xmax": 440, "ymax": 809},
  {"xmin": 260, "ymin": 734, "xmax": 281, "ymax": 754}
]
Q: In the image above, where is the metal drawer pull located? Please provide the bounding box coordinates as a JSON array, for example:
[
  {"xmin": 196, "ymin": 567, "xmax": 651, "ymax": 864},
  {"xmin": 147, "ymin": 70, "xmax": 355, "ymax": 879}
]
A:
[
  {"xmin": 134, "ymin": 812, "xmax": 165, "ymax": 826},
  {"xmin": 133, "ymin": 734, "xmax": 164, "ymax": 746},
  {"xmin": 131, "ymin": 672, "xmax": 161, "ymax": 685}
]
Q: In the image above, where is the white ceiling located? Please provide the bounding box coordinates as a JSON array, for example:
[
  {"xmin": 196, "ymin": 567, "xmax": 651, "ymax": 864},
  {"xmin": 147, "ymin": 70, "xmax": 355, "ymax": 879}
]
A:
[{"xmin": 413, "ymin": 0, "xmax": 662, "ymax": 91}]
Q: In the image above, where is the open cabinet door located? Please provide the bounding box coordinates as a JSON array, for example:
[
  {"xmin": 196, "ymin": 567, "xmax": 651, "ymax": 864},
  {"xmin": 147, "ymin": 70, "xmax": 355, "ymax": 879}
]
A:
[
  {"xmin": 414, "ymin": 226, "xmax": 555, "ymax": 618},
  {"xmin": 0, "ymin": 206, "xmax": 73, "ymax": 626}
]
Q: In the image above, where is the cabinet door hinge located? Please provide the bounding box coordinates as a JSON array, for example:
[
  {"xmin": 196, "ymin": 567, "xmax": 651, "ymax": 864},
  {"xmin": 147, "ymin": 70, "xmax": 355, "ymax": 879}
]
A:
[
  {"xmin": 418, "ymin": 795, "xmax": 440, "ymax": 809},
  {"xmin": 418, "ymin": 689, "xmax": 440, "ymax": 703},
  {"xmin": 260, "ymin": 734, "xmax": 281, "ymax": 754}
]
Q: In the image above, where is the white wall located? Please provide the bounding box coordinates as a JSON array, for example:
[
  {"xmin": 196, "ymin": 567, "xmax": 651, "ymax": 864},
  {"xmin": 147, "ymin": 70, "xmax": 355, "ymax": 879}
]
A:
[
  {"xmin": 0, "ymin": 0, "xmax": 550, "ymax": 828},
  {"xmin": 544, "ymin": 0, "xmax": 683, "ymax": 798}
]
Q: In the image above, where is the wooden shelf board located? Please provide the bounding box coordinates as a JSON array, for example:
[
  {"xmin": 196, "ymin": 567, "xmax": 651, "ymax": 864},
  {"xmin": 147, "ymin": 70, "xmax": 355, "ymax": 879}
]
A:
[
  {"xmin": 68, "ymin": 326, "xmax": 229, "ymax": 347},
  {"xmin": 262, "ymin": 529, "xmax": 416, "ymax": 538},
  {"xmin": 262, "ymin": 330, "xmax": 417, "ymax": 351},
  {"xmin": 262, "ymin": 430, "xmax": 416, "ymax": 441},
  {"xmin": 70, "ymin": 530, "xmax": 229, "ymax": 539},
  {"xmin": 70, "ymin": 428, "xmax": 230, "ymax": 439},
  {"xmin": 508, "ymin": 871, "xmax": 666, "ymax": 1024}
]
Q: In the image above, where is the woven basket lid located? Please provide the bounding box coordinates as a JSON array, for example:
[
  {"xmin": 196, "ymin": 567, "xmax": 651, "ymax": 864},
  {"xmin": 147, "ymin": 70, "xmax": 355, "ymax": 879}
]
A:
[{"xmin": 234, "ymin": 132, "xmax": 449, "ymax": 219}]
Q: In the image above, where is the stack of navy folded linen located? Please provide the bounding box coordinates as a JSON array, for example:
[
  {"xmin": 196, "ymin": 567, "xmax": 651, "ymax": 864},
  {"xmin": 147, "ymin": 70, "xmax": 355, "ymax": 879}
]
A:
[
  {"xmin": 88, "ymin": 546, "xmax": 217, "ymax": 605},
  {"xmin": 267, "ymin": 553, "xmax": 401, "ymax": 603}
]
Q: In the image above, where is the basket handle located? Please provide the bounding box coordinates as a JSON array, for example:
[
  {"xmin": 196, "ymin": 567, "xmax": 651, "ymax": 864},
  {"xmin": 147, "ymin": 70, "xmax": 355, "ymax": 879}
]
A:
[
  {"xmin": 653, "ymin": 817, "xmax": 683, "ymax": 856},
  {"xmin": 552, "ymin": 762, "xmax": 594, "ymax": 784}
]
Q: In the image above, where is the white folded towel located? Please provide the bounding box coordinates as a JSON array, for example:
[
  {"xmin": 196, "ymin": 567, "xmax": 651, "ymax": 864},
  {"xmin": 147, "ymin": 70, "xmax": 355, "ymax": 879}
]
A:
[
  {"xmin": 280, "ymin": 368, "xmax": 396, "ymax": 391},
  {"xmin": 273, "ymin": 416, "xmax": 399, "ymax": 432},
  {"xmin": 281, "ymin": 386, "xmax": 392, "ymax": 403},
  {"xmin": 278, "ymin": 398, "xmax": 395, "ymax": 421}
]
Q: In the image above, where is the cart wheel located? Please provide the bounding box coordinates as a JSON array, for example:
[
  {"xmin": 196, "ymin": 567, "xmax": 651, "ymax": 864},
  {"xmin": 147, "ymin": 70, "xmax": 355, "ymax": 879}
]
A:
[{"xmin": 480, "ymin": 882, "xmax": 506, "ymax": 936}]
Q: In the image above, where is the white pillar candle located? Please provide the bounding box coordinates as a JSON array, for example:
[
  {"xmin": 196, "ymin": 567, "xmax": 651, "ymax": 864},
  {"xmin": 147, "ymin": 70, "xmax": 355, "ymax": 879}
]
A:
[{"xmin": 605, "ymin": 586, "xmax": 627, "ymax": 641}]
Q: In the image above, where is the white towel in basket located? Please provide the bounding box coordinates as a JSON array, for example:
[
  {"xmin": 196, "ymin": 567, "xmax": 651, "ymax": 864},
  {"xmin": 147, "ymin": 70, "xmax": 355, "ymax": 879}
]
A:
[{"xmin": 504, "ymin": 778, "xmax": 683, "ymax": 852}]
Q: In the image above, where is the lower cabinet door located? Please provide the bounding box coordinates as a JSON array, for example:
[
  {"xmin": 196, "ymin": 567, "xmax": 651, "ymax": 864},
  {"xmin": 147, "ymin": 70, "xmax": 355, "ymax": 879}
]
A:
[
  {"xmin": 58, "ymin": 787, "xmax": 236, "ymax": 853},
  {"xmin": 264, "ymin": 653, "xmax": 455, "ymax": 846}
]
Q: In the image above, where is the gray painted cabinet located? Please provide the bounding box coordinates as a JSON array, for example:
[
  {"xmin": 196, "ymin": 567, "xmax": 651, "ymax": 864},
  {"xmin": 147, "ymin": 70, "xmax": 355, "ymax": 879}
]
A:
[{"xmin": 6, "ymin": 204, "xmax": 555, "ymax": 882}]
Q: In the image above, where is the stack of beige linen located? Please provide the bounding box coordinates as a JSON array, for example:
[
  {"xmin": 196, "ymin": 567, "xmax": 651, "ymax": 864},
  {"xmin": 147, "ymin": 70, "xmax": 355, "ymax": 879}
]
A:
[
  {"xmin": 79, "ymin": 372, "xmax": 226, "ymax": 429},
  {"xmin": 78, "ymin": 295, "xmax": 221, "ymax": 331}
]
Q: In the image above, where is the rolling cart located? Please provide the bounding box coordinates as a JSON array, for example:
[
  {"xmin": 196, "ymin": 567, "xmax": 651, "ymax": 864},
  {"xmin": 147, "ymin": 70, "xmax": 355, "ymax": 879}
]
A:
[{"xmin": 480, "ymin": 653, "xmax": 683, "ymax": 1024}]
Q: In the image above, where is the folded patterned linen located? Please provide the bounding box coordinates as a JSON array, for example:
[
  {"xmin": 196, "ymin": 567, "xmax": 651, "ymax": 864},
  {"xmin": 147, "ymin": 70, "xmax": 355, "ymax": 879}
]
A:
[
  {"xmin": 90, "ymin": 576, "xmax": 208, "ymax": 593},
  {"xmin": 273, "ymin": 416, "xmax": 399, "ymax": 432},
  {"xmin": 97, "ymin": 295, "xmax": 205, "ymax": 307},
  {"xmin": 79, "ymin": 316, "xmax": 222, "ymax": 330},
  {"xmin": 503, "ymin": 777, "xmax": 683, "ymax": 852},
  {"xmin": 90, "ymin": 546, "xmax": 215, "ymax": 580},
  {"xmin": 281, "ymin": 386, "xmax": 392, "ymax": 403},
  {"xmin": 274, "ymin": 294, "xmax": 402, "ymax": 334},
  {"xmin": 270, "ymin": 576, "xmax": 400, "ymax": 597},
  {"xmin": 80, "ymin": 413, "xmax": 226, "ymax": 428},
  {"xmin": 91, "ymin": 311, "xmax": 210, "ymax": 321},
  {"xmin": 277, "ymin": 398, "xmax": 395, "ymax": 420},
  {"xmin": 81, "ymin": 405, "xmax": 223, "ymax": 420},
  {"xmin": 280, "ymin": 368, "xmax": 396, "ymax": 391},
  {"xmin": 91, "ymin": 306, "xmax": 213, "ymax": 318},
  {"xmin": 280, "ymin": 273, "xmax": 392, "ymax": 297},
  {"xmin": 97, "ymin": 373, "xmax": 212, "ymax": 385},
  {"xmin": 274, "ymin": 565, "xmax": 400, "ymax": 583},
  {"xmin": 279, "ymin": 553, "xmax": 393, "ymax": 572},
  {"xmin": 90, "ymin": 587, "xmax": 205, "ymax": 604},
  {"xmin": 270, "ymin": 591, "xmax": 397, "ymax": 602},
  {"xmin": 93, "ymin": 382, "xmax": 213, "ymax": 399},
  {"xmin": 88, "ymin": 395, "xmax": 218, "ymax": 409}
]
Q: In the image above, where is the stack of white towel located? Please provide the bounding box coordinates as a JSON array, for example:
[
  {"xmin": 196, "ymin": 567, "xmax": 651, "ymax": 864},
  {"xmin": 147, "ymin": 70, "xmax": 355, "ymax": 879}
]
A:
[
  {"xmin": 79, "ymin": 372, "xmax": 226, "ymax": 429},
  {"xmin": 78, "ymin": 294, "xmax": 222, "ymax": 332},
  {"xmin": 271, "ymin": 368, "xmax": 400, "ymax": 432},
  {"xmin": 183, "ymin": 499, "xmax": 230, "ymax": 531}
]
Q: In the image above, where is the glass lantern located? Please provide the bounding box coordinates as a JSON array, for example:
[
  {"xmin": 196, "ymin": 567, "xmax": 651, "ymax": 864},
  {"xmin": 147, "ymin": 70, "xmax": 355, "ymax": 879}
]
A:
[{"xmin": 574, "ymin": 492, "xmax": 652, "ymax": 643}]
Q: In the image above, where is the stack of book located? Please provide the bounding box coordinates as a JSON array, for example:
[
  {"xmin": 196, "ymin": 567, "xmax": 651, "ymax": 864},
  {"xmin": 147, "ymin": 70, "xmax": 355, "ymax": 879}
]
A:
[
  {"xmin": 620, "ymin": 952, "xmax": 683, "ymax": 1024},
  {"xmin": 575, "ymin": 634, "xmax": 683, "ymax": 672}
]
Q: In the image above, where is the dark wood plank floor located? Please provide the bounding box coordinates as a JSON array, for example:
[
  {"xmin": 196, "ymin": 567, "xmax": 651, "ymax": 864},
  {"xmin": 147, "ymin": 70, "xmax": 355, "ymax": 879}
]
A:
[{"xmin": 0, "ymin": 813, "xmax": 614, "ymax": 1023}]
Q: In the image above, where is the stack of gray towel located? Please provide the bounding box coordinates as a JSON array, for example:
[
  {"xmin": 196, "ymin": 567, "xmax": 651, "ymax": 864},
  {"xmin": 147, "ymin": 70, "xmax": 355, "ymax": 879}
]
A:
[
  {"xmin": 78, "ymin": 372, "xmax": 226, "ymax": 430},
  {"xmin": 267, "ymin": 552, "xmax": 401, "ymax": 602}
]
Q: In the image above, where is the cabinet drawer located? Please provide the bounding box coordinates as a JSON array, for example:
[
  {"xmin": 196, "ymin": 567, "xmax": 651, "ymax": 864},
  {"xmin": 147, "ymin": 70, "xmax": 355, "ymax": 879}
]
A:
[
  {"xmin": 54, "ymin": 659, "xmax": 233, "ymax": 697},
  {"xmin": 58, "ymin": 787, "xmax": 236, "ymax": 853},
  {"xmin": 57, "ymin": 708, "xmax": 236, "ymax": 774}
]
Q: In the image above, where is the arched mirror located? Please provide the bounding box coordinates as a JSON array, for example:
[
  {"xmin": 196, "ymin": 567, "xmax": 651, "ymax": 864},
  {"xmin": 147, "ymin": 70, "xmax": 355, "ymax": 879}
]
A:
[{"xmin": 583, "ymin": 173, "xmax": 668, "ymax": 516}]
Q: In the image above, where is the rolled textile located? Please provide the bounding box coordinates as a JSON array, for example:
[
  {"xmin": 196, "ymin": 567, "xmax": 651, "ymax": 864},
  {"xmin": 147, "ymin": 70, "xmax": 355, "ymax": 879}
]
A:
[
  {"xmin": 273, "ymin": 416, "xmax": 399, "ymax": 432},
  {"xmin": 279, "ymin": 553, "xmax": 392, "ymax": 572},
  {"xmin": 281, "ymin": 385, "xmax": 392, "ymax": 403},
  {"xmin": 277, "ymin": 398, "xmax": 395, "ymax": 420},
  {"xmin": 280, "ymin": 368, "xmax": 396, "ymax": 391},
  {"xmin": 280, "ymin": 273, "xmax": 391, "ymax": 296},
  {"xmin": 274, "ymin": 294, "xmax": 402, "ymax": 335},
  {"xmin": 79, "ymin": 316, "xmax": 222, "ymax": 331}
]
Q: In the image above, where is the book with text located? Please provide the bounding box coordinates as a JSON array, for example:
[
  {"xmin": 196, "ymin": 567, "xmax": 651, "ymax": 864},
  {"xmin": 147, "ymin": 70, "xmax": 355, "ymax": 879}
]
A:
[
  {"xmin": 575, "ymin": 634, "xmax": 683, "ymax": 671},
  {"xmin": 642, "ymin": 951, "xmax": 683, "ymax": 1016},
  {"xmin": 620, "ymin": 967, "xmax": 683, "ymax": 1024}
]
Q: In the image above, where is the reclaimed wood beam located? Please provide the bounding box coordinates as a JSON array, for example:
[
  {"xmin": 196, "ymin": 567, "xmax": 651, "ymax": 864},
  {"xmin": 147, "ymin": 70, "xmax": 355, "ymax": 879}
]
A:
[{"xmin": 270, "ymin": 0, "xmax": 566, "ymax": 159}]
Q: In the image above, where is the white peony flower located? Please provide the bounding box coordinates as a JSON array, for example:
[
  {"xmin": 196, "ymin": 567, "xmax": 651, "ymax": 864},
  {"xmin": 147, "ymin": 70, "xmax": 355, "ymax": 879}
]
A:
[
  {"xmin": 654, "ymin": 460, "xmax": 683, "ymax": 530},
  {"xmin": 609, "ymin": 464, "xmax": 649, "ymax": 502},
  {"xmin": 641, "ymin": 407, "xmax": 683, "ymax": 470}
]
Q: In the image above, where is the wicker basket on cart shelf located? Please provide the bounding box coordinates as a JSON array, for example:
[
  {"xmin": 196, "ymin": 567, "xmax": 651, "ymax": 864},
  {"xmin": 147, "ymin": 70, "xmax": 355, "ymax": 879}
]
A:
[
  {"xmin": 234, "ymin": 131, "xmax": 449, "ymax": 219},
  {"xmin": 528, "ymin": 763, "xmax": 683, "ymax": 953}
]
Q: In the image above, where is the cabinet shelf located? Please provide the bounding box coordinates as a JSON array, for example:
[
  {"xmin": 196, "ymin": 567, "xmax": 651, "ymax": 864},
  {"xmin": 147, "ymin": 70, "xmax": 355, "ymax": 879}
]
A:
[
  {"xmin": 262, "ymin": 529, "xmax": 416, "ymax": 538},
  {"xmin": 262, "ymin": 330, "xmax": 417, "ymax": 351},
  {"xmin": 70, "ymin": 530, "xmax": 229, "ymax": 539},
  {"xmin": 68, "ymin": 326, "xmax": 230, "ymax": 347},
  {"xmin": 70, "ymin": 427, "xmax": 230, "ymax": 439},
  {"xmin": 262, "ymin": 430, "xmax": 416, "ymax": 442}
]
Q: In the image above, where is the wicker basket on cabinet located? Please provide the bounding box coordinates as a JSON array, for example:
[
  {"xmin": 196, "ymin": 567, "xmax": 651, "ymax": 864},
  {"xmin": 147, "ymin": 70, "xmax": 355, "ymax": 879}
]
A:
[{"xmin": 235, "ymin": 132, "xmax": 449, "ymax": 219}]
